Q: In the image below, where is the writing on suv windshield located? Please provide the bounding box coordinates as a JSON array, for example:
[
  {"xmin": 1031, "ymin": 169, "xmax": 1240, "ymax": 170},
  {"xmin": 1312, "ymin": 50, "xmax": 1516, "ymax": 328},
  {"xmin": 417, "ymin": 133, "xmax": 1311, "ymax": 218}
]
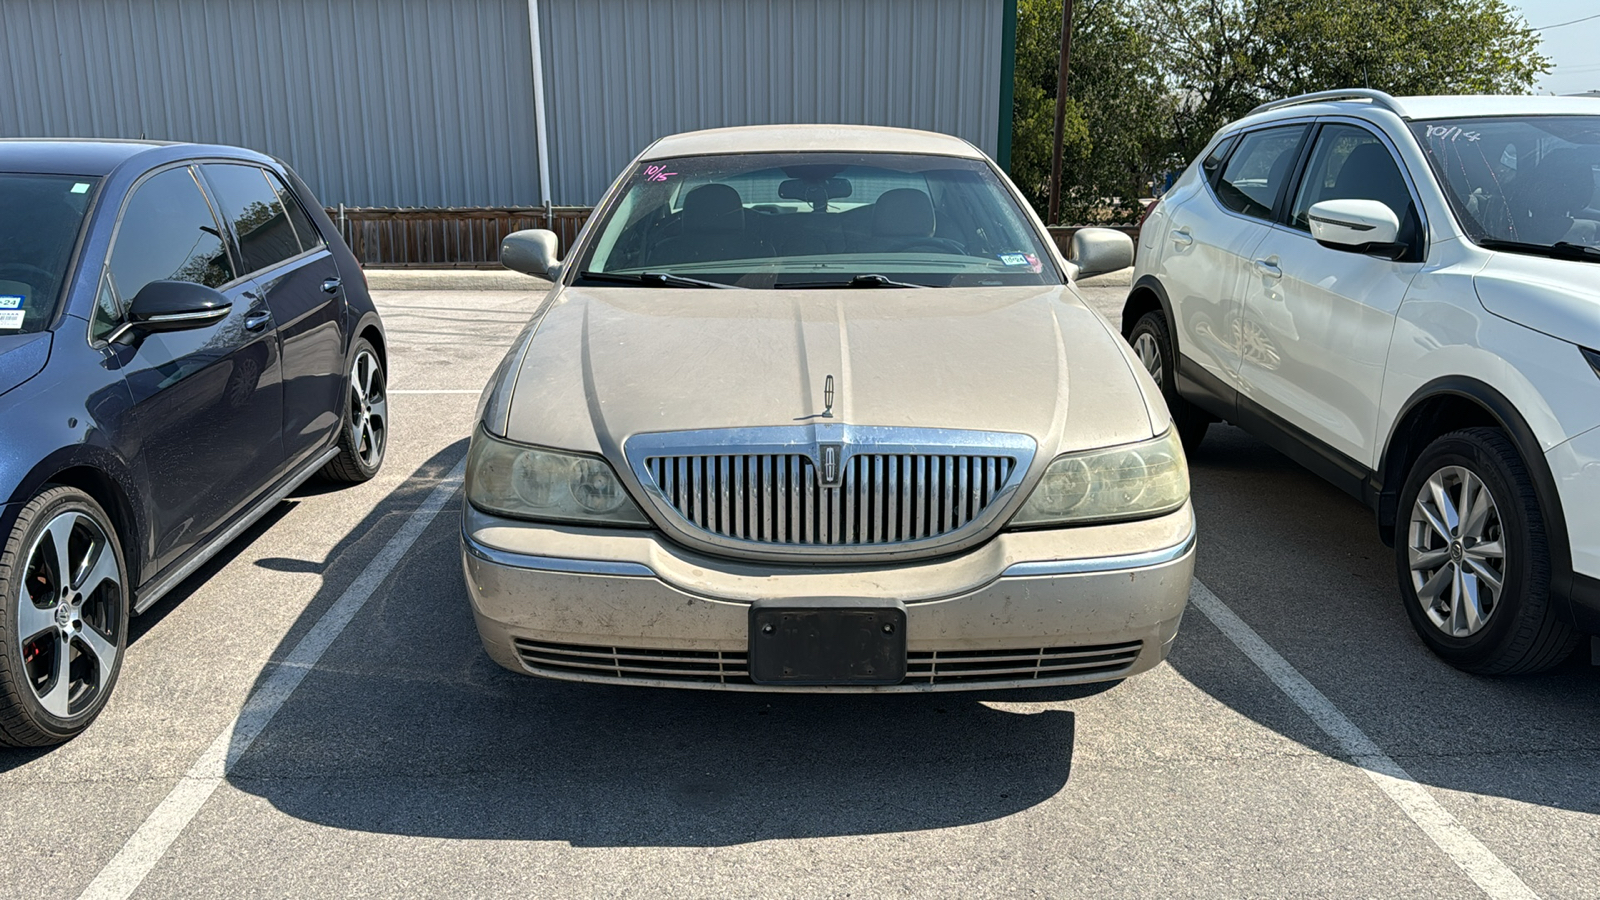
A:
[
  {"xmin": 573, "ymin": 152, "xmax": 1061, "ymax": 288},
  {"xmin": 1412, "ymin": 115, "xmax": 1600, "ymax": 256}
]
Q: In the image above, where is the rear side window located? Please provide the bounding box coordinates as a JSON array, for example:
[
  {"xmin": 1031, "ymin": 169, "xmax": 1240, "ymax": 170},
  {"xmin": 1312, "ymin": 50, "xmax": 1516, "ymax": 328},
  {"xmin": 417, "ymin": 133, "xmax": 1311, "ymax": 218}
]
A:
[
  {"xmin": 263, "ymin": 169, "xmax": 326, "ymax": 252},
  {"xmin": 1215, "ymin": 126, "xmax": 1308, "ymax": 220},
  {"xmin": 202, "ymin": 163, "xmax": 304, "ymax": 275}
]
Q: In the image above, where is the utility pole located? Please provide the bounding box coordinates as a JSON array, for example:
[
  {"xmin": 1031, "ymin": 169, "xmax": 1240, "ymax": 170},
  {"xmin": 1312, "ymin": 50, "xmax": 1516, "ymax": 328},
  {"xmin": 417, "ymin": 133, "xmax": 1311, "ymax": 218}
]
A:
[{"xmin": 1047, "ymin": 0, "xmax": 1074, "ymax": 225}]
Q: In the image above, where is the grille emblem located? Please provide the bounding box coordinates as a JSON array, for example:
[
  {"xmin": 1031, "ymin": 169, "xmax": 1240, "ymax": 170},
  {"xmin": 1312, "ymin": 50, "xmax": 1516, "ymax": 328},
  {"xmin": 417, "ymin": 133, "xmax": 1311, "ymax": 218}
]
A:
[{"xmin": 819, "ymin": 443, "xmax": 844, "ymax": 488}]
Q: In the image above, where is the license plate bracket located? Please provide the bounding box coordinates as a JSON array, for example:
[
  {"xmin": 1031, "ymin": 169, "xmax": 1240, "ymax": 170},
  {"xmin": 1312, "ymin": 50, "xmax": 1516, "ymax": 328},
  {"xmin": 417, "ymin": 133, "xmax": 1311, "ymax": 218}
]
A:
[{"xmin": 749, "ymin": 599, "xmax": 907, "ymax": 686}]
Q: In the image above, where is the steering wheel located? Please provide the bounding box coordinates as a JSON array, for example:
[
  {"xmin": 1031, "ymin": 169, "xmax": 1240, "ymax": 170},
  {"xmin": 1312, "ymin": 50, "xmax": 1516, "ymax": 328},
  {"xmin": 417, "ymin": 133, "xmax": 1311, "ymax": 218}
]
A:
[{"xmin": 0, "ymin": 263, "xmax": 52, "ymax": 288}]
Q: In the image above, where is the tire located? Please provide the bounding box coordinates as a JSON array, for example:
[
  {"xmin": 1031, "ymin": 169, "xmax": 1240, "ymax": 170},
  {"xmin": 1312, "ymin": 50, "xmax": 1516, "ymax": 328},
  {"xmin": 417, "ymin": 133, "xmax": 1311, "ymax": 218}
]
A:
[
  {"xmin": 1393, "ymin": 427, "xmax": 1578, "ymax": 674},
  {"xmin": 0, "ymin": 487, "xmax": 128, "ymax": 746},
  {"xmin": 319, "ymin": 338, "xmax": 388, "ymax": 483},
  {"xmin": 1128, "ymin": 310, "xmax": 1210, "ymax": 451}
]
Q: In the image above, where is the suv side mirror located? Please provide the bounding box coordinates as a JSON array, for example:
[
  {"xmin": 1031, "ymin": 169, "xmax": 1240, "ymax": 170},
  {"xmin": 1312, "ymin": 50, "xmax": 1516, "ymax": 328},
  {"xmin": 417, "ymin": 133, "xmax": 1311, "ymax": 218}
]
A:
[
  {"xmin": 112, "ymin": 280, "xmax": 231, "ymax": 344},
  {"xmin": 1307, "ymin": 199, "xmax": 1405, "ymax": 258},
  {"xmin": 1070, "ymin": 227, "xmax": 1135, "ymax": 280},
  {"xmin": 501, "ymin": 229, "xmax": 563, "ymax": 280}
]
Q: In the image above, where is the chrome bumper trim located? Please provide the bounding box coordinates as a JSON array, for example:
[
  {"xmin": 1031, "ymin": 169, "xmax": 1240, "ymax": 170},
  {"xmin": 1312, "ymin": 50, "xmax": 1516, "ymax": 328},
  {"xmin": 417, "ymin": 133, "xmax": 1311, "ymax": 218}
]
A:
[
  {"xmin": 463, "ymin": 533, "xmax": 654, "ymax": 577},
  {"xmin": 999, "ymin": 524, "xmax": 1196, "ymax": 577}
]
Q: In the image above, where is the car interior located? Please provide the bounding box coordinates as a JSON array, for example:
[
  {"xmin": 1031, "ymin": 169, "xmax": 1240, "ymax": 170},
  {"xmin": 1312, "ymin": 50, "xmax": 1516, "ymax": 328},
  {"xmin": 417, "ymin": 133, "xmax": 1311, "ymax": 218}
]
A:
[{"xmin": 0, "ymin": 175, "xmax": 93, "ymax": 333}]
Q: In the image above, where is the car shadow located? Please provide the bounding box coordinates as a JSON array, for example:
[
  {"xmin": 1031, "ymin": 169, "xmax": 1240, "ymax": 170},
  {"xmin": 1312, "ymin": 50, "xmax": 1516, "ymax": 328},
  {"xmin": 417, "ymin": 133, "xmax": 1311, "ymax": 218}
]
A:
[
  {"xmin": 1171, "ymin": 424, "xmax": 1600, "ymax": 815},
  {"xmin": 222, "ymin": 441, "xmax": 1091, "ymax": 845}
]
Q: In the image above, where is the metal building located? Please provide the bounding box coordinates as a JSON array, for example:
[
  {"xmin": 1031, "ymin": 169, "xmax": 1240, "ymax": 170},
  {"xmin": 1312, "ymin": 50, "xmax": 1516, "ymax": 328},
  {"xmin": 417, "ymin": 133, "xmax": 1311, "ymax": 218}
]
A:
[{"xmin": 1, "ymin": 0, "xmax": 1015, "ymax": 209}]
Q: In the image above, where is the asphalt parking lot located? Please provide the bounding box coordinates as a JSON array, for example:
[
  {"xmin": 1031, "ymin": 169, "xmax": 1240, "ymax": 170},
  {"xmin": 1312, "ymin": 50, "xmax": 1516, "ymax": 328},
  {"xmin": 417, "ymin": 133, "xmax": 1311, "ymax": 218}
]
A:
[{"xmin": 3, "ymin": 278, "xmax": 1597, "ymax": 900}]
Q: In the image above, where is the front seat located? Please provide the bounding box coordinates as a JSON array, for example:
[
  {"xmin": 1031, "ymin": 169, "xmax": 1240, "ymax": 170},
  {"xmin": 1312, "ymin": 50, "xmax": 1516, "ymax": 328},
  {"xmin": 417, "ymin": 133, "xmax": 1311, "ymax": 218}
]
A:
[
  {"xmin": 1510, "ymin": 149, "xmax": 1596, "ymax": 244},
  {"xmin": 1330, "ymin": 142, "xmax": 1419, "ymax": 248},
  {"xmin": 866, "ymin": 188, "xmax": 962, "ymax": 254},
  {"xmin": 648, "ymin": 183, "xmax": 768, "ymax": 266}
]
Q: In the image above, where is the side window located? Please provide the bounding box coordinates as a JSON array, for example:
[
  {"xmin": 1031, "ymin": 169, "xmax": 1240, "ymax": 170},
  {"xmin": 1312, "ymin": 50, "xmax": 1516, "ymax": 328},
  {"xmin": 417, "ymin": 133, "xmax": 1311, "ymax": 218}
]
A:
[
  {"xmin": 1200, "ymin": 135, "xmax": 1237, "ymax": 188},
  {"xmin": 202, "ymin": 163, "xmax": 305, "ymax": 275},
  {"xmin": 1290, "ymin": 124, "xmax": 1416, "ymax": 231},
  {"xmin": 263, "ymin": 169, "xmax": 326, "ymax": 252},
  {"xmin": 1215, "ymin": 126, "xmax": 1308, "ymax": 220},
  {"xmin": 94, "ymin": 167, "xmax": 233, "ymax": 340}
]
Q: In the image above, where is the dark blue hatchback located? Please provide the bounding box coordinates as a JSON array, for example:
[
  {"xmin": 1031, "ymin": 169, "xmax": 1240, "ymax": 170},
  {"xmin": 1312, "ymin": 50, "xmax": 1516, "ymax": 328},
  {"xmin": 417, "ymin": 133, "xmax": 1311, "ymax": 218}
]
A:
[{"xmin": 0, "ymin": 140, "xmax": 387, "ymax": 746}]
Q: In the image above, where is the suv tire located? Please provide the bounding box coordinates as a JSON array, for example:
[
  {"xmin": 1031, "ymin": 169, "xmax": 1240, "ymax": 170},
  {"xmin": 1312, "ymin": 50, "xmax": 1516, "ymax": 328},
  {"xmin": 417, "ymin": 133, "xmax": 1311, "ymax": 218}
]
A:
[
  {"xmin": 1394, "ymin": 427, "xmax": 1578, "ymax": 674},
  {"xmin": 1129, "ymin": 310, "xmax": 1210, "ymax": 451}
]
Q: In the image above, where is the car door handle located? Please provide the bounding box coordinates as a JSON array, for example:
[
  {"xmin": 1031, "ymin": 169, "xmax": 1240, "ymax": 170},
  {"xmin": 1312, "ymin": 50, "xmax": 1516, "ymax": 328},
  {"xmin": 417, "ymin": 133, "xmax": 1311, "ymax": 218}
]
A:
[
  {"xmin": 1171, "ymin": 228, "xmax": 1194, "ymax": 247},
  {"xmin": 243, "ymin": 310, "xmax": 273, "ymax": 332},
  {"xmin": 1254, "ymin": 259, "xmax": 1283, "ymax": 278},
  {"xmin": 321, "ymin": 277, "xmax": 342, "ymax": 295}
]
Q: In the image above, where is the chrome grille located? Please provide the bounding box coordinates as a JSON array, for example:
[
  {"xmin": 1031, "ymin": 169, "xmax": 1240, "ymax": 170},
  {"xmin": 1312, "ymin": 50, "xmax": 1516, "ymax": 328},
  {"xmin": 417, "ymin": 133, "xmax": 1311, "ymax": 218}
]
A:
[
  {"xmin": 643, "ymin": 452, "xmax": 1017, "ymax": 545},
  {"xmin": 513, "ymin": 638, "xmax": 1142, "ymax": 688}
]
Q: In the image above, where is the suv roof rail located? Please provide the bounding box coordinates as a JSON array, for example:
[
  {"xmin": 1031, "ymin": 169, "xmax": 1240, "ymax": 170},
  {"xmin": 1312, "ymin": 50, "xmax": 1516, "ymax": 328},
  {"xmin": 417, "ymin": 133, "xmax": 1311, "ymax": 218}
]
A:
[{"xmin": 1247, "ymin": 89, "xmax": 1407, "ymax": 118}]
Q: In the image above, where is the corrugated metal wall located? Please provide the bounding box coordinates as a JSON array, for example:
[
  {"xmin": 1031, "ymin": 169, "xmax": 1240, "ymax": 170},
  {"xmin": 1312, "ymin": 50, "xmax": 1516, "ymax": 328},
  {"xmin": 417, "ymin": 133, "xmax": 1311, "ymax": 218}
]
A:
[
  {"xmin": 1, "ymin": 0, "xmax": 1002, "ymax": 209},
  {"xmin": 539, "ymin": 0, "xmax": 1004, "ymax": 204},
  {"xmin": 0, "ymin": 0, "xmax": 542, "ymax": 207}
]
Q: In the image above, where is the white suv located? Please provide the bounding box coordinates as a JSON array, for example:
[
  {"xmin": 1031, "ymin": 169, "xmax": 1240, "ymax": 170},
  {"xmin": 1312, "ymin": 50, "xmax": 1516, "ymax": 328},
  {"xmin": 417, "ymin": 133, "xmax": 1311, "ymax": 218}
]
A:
[{"xmin": 1124, "ymin": 89, "xmax": 1600, "ymax": 674}]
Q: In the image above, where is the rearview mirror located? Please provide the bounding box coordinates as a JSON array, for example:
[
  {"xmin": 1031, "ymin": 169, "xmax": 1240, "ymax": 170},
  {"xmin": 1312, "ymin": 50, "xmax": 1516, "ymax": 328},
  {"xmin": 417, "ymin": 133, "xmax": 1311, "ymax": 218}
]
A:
[
  {"xmin": 1307, "ymin": 199, "xmax": 1404, "ymax": 257},
  {"xmin": 501, "ymin": 229, "xmax": 563, "ymax": 280},
  {"xmin": 1070, "ymin": 228, "xmax": 1134, "ymax": 280},
  {"xmin": 113, "ymin": 280, "xmax": 231, "ymax": 343}
]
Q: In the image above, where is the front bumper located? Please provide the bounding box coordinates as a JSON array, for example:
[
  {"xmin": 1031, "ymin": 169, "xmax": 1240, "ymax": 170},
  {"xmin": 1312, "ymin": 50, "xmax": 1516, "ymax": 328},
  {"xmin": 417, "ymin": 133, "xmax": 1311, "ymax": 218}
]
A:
[{"xmin": 461, "ymin": 503, "xmax": 1196, "ymax": 692}]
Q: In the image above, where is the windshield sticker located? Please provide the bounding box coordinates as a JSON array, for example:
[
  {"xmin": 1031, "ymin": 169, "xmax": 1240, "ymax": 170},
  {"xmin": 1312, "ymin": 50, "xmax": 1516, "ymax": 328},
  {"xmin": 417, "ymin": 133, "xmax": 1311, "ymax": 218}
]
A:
[
  {"xmin": 1425, "ymin": 125, "xmax": 1481, "ymax": 143},
  {"xmin": 0, "ymin": 310, "xmax": 24, "ymax": 329},
  {"xmin": 70, "ymin": 182, "xmax": 91, "ymax": 194},
  {"xmin": 999, "ymin": 252, "xmax": 1030, "ymax": 266},
  {"xmin": 0, "ymin": 295, "xmax": 22, "ymax": 310},
  {"xmin": 643, "ymin": 164, "xmax": 677, "ymax": 182}
]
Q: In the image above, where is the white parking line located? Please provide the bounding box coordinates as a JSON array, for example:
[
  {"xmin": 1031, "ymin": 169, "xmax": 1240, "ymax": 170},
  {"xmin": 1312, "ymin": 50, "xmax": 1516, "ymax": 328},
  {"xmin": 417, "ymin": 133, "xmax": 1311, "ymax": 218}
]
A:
[
  {"xmin": 78, "ymin": 460, "xmax": 467, "ymax": 900},
  {"xmin": 1189, "ymin": 579, "xmax": 1540, "ymax": 900}
]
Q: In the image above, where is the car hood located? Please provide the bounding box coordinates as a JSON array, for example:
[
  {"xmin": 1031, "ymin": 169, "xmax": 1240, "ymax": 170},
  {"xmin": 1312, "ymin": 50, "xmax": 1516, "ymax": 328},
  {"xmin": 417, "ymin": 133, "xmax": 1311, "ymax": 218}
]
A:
[
  {"xmin": 498, "ymin": 284, "xmax": 1161, "ymax": 463},
  {"xmin": 0, "ymin": 332, "xmax": 51, "ymax": 399},
  {"xmin": 1474, "ymin": 253, "xmax": 1600, "ymax": 349}
]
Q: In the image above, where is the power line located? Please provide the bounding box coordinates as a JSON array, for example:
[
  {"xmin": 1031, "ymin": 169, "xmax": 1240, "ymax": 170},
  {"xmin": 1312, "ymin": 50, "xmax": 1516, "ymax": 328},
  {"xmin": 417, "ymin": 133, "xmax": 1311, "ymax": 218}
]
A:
[{"xmin": 1535, "ymin": 11, "xmax": 1600, "ymax": 30}]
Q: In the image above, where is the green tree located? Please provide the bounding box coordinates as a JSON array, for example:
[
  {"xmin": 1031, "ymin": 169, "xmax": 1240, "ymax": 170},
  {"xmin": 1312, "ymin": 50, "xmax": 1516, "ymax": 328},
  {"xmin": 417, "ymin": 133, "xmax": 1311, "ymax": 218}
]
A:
[{"xmin": 1010, "ymin": 0, "xmax": 1174, "ymax": 225}]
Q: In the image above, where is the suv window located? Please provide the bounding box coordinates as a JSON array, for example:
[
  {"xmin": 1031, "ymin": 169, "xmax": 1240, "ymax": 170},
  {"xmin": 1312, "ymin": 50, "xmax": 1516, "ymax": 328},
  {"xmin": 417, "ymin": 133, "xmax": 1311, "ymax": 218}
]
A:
[
  {"xmin": 202, "ymin": 163, "xmax": 305, "ymax": 275},
  {"xmin": 1215, "ymin": 126, "xmax": 1308, "ymax": 220},
  {"xmin": 263, "ymin": 169, "xmax": 326, "ymax": 253},
  {"xmin": 1290, "ymin": 124, "xmax": 1415, "ymax": 231},
  {"xmin": 1200, "ymin": 135, "xmax": 1237, "ymax": 188},
  {"xmin": 94, "ymin": 167, "xmax": 233, "ymax": 341}
]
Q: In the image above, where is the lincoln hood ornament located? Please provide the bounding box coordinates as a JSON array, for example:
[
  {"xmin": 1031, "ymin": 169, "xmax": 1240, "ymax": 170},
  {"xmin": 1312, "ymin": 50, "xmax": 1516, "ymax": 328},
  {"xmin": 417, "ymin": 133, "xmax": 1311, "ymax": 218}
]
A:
[{"xmin": 822, "ymin": 374, "xmax": 835, "ymax": 418}]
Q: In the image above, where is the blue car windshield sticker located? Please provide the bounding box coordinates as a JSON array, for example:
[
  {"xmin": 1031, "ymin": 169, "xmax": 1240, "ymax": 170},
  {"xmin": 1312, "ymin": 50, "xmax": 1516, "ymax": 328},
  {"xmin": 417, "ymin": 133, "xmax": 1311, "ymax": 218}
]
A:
[
  {"xmin": 998, "ymin": 253, "xmax": 1030, "ymax": 266},
  {"xmin": 0, "ymin": 295, "xmax": 23, "ymax": 310}
]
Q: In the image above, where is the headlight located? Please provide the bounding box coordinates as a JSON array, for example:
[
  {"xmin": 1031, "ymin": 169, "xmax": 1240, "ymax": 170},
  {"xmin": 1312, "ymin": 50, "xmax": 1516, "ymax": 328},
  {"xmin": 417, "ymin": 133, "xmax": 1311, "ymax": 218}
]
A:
[
  {"xmin": 466, "ymin": 426, "xmax": 650, "ymax": 526},
  {"xmin": 1009, "ymin": 429, "xmax": 1189, "ymax": 527}
]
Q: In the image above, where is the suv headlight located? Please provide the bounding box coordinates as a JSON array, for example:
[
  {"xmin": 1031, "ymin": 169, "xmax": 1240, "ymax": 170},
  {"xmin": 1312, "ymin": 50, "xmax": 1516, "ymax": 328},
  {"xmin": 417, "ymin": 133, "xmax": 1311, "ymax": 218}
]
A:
[
  {"xmin": 1009, "ymin": 429, "xmax": 1189, "ymax": 527},
  {"xmin": 466, "ymin": 426, "xmax": 650, "ymax": 526}
]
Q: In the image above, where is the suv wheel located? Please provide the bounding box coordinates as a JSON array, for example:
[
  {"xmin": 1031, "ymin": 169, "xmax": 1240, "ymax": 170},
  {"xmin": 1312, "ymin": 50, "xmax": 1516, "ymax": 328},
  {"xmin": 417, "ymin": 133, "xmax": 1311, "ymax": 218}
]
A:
[
  {"xmin": 1129, "ymin": 310, "xmax": 1209, "ymax": 450},
  {"xmin": 0, "ymin": 487, "xmax": 128, "ymax": 746},
  {"xmin": 1395, "ymin": 427, "xmax": 1578, "ymax": 674}
]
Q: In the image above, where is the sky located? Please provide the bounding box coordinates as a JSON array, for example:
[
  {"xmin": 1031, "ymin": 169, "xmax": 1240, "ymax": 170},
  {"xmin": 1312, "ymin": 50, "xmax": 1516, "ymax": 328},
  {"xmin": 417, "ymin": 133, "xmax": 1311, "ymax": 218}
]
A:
[{"xmin": 1513, "ymin": 0, "xmax": 1600, "ymax": 94}]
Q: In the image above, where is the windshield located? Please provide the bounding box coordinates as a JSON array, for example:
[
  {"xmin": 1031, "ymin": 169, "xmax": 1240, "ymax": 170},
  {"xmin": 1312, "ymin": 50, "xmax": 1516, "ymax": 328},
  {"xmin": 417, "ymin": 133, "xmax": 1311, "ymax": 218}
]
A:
[
  {"xmin": 1410, "ymin": 116, "xmax": 1600, "ymax": 250},
  {"xmin": 0, "ymin": 173, "xmax": 98, "ymax": 334},
  {"xmin": 574, "ymin": 152, "xmax": 1061, "ymax": 288}
]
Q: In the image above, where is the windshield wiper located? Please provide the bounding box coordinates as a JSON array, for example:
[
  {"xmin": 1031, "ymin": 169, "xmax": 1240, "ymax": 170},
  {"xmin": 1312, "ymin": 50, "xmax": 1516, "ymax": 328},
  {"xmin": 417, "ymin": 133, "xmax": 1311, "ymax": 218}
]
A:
[
  {"xmin": 577, "ymin": 271, "xmax": 745, "ymax": 289},
  {"xmin": 773, "ymin": 274, "xmax": 926, "ymax": 289},
  {"xmin": 1476, "ymin": 238, "xmax": 1600, "ymax": 263}
]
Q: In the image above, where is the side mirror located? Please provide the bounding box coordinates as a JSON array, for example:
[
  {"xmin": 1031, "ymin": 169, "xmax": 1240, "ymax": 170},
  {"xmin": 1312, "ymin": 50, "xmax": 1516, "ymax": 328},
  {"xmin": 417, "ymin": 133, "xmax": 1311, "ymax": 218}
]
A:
[
  {"xmin": 1070, "ymin": 227, "xmax": 1135, "ymax": 280},
  {"xmin": 1307, "ymin": 199, "xmax": 1404, "ymax": 257},
  {"xmin": 501, "ymin": 229, "xmax": 562, "ymax": 280},
  {"xmin": 113, "ymin": 280, "xmax": 231, "ymax": 343}
]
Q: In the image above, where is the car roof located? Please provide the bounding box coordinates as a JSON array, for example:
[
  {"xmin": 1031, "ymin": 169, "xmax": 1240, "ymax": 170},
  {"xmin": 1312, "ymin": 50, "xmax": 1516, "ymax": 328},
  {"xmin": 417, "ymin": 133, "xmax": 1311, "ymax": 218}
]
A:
[
  {"xmin": 641, "ymin": 124, "xmax": 986, "ymax": 161},
  {"xmin": 0, "ymin": 139, "xmax": 175, "ymax": 176}
]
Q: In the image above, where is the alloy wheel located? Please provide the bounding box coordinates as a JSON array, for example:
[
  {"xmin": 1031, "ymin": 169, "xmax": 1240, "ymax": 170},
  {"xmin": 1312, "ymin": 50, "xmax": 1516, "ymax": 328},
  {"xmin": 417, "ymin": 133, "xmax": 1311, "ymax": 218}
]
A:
[
  {"xmin": 1132, "ymin": 331, "xmax": 1163, "ymax": 384},
  {"xmin": 17, "ymin": 511, "xmax": 122, "ymax": 718},
  {"xmin": 1406, "ymin": 465, "xmax": 1506, "ymax": 638},
  {"xmin": 349, "ymin": 349, "xmax": 388, "ymax": 469}
]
